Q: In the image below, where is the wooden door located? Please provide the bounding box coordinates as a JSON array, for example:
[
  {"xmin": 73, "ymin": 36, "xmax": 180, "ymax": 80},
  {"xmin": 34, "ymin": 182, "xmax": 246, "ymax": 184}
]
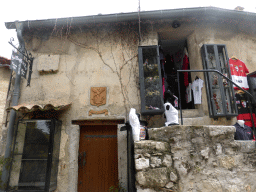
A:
[{"xmin": 78, "ymin": 125, "xmax": 118, "ymax": 192}]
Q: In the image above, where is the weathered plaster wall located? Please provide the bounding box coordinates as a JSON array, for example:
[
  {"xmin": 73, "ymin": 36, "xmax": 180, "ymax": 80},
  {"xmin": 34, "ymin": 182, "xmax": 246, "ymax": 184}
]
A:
[
  {"xmin": 15, "ymin": 24, "xmax": 142, "ymax": 191},
  {"xmin": 21, "ymin": 24, "xmax": 141, "ymax": 119},
  {"xmin": 135, "ymin": 125, "xmax": 256, "ymax": 192},
  {"xmin": 0, "ymin": 67, "xmax": 10, "ymax": 136}
]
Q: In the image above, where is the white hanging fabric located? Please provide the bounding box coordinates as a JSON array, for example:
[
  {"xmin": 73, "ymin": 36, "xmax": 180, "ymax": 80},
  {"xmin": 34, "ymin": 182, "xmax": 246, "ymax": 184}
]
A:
[
  {"xmin": 129, "ymin": 108, "xmax": 140, "ymax": 141},
  {"xmin": 164, "ymin": 102, "xmax": 179, "ymax": 126}
]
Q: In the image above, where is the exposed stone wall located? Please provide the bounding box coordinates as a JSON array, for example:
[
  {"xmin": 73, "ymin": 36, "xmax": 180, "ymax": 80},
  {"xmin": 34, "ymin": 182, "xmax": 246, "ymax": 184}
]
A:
[{"xmin": 135, "ymin": 125, "xmax": 256, "ymax": 192}]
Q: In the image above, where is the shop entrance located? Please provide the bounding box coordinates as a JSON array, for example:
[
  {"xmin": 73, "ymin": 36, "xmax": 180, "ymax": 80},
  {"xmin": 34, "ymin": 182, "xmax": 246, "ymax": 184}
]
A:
[
  {"xmin": 159, "ymin": 37, "xmax": 195, "ymax": 109},
  {"xmin": 78, "ymin": 125, "xmax": 118, "ymax": 192}
]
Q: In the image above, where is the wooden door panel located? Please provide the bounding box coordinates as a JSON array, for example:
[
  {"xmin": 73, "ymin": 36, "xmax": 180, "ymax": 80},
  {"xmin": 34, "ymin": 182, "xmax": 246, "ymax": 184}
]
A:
[{"xmin": 78, "ymin": 125, "xmax": 118, "ymax": 192}]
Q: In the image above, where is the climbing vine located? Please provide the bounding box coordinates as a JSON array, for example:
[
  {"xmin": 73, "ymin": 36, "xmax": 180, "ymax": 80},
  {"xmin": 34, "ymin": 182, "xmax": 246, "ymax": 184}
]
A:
[{"xmin": 65, "ymin": 23, "xmax": 140, "ymax": 116}]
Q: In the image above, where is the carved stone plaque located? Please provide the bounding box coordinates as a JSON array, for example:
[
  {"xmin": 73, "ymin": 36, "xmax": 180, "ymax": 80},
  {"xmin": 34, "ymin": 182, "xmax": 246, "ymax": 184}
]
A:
[
  {"xmin": 90, "ymin": 87, "xmax": 107, "ymax": 107},
  {"xmin": 88, "ymin": 109, "xmax": 108, "ymax": 116}
]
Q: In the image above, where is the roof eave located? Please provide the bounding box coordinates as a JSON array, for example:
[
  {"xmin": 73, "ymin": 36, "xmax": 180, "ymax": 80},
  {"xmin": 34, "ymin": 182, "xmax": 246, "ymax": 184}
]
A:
[{"xmin": 5, "ymin": 7, "xmax": 256, "ymax": 30}]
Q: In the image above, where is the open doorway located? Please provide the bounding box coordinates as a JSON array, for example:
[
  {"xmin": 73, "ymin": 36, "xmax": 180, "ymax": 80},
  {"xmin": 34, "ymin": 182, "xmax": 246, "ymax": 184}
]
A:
[{"xmin": 158, "ymin": 34, "xmax": 195, "ymax": 109}]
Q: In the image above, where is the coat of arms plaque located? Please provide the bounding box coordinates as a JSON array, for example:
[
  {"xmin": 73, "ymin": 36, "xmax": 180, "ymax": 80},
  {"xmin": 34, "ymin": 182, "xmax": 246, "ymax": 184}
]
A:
[{"xmin": 90, "ymin": 87, "xmax": 107, "ymax": 107}]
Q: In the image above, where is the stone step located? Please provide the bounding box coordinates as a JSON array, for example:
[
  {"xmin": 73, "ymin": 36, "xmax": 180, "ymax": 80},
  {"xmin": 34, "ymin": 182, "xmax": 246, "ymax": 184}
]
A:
[
  {"xmin": 178, "ymin": 116, "xmax": 236, "ymax": 126},
  {"xmin": 178, "ymin": 117, "xmax": 205, "ymax": 125},
  {"xmin": 177, "ymin": 109, "xmax": 201, "ymax": 118}
]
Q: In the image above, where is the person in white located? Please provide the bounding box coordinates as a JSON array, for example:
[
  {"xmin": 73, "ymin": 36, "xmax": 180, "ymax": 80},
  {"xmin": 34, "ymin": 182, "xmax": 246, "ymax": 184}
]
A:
[{"xmin": 192, "ymin": 78, "xmax": 204, "ymax": 104}]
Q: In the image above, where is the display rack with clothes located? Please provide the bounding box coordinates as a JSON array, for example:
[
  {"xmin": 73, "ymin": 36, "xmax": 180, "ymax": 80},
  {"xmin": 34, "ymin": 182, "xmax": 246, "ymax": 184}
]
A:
[{"xmin": 161, "ymin": 45, "xmax": 194, "ymax": 109}]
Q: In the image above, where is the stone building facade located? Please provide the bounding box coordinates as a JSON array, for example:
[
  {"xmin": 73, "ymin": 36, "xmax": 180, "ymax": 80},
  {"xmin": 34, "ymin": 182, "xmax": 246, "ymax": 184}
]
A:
[{"xmin": 2, "ymin": 7, "xmax": 256, "ymax": 191}]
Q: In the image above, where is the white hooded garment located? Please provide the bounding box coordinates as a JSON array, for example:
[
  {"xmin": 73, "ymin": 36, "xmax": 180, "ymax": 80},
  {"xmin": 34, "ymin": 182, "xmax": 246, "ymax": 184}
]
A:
[
  {"xmin": 164, "ymin": 102, "xmax": 178, "ymax": 126},
  {"xmin": 129, "ymin": 108, "xmax": 140, "ymax": 141}
]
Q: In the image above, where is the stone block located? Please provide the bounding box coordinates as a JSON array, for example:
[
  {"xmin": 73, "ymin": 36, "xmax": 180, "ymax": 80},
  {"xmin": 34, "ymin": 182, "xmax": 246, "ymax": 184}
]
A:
[
  {"xmin": 136, "ymin": 158, "xmax": 150, "ymax": 170},
  {"xmin": 35, "ymin": 54, "xmax": 60, "ymax": 72},
  {"xmin": 174, "ymin": 162, "xmax": 188, "ymax": 177},
  {"xmin": 156, "ymin": 142, "xmax": 167, "ymax": 151},
  {"xmin": 165, "ymin": 182, "xmax": 174, "ymax": 188},
  {"xmin": 169, "ymin": 172, "xmax": 178, "ymax": 182},
  {"xmin": 235, "ymin": 141, "xmax": 256, "ymax": 153},
  {"xmin": 201, "ymin": 147, "xmax": 210, "ymax": 159},
  {"xmin": 135, "ymin": 140, "xmax": 170, "ymax": 152},
  {"xmin": 150, "ymin": 157, "xmax": 162, "ymax": 167},
  {"xmin": 135, "ymin": 140, "xmax": 153, "ymax": 149},
  {"xmin": 136, "ymin": 186, "xmax": 157, "ymax": 192},
  {"xmin": 207, "ymin": 126, "xmax": 235, "ymax": 138},
  {"xmin": 218, "ymin": 155, "xmax": 236, "ymax": 169},
  {"xmin": 162, "ymin": 154, "xmax": 172, "ymax": 167},
  {"xmin": 136, "ymin": 168, "xmax": 168, "ymax": 188},
  {"xmin": 215, "ymin": 143, "xmax": 222, "ymax": 155}
]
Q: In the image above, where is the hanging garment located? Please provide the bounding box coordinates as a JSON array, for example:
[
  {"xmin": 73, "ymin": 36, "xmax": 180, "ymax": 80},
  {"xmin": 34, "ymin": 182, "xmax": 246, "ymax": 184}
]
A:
[
  {"xmin": 164, "ymin": 102, "xmax": 179, "ymax": 126},
  {"xmin": 235, "ymin": 93, "xmax": 256, "ymax": 128},
  {"xmin": 229, "ymin": 58, "xmax": 249, "ymax": 90},
  {"xmin": 186, "ymin": 83, "xmax": 192, "ymax": 103},
  {"xmin": 192, "ymin": 78, "xmax": 204, "ymax": 104},
  {"xmin": 182, "ymin": 54, "xmax": 189, "ymax": 87},
  {"xmin": 162, "ymin": 77, "xmax": 165, "ymax": 99},
  {"xmin": 129, "ymin": 108, "xmax": 140, "ymax": 141},
  {"xmin": 235, "ymin": 93, "xmax": 250, "ymax": 114},
  {"xmin": 173, "ymin": 95, "xmax": 178, "ymax": 108},
  {"xmin": 234, "ymin": 122, "xmax": 253, "ymax": 140}
]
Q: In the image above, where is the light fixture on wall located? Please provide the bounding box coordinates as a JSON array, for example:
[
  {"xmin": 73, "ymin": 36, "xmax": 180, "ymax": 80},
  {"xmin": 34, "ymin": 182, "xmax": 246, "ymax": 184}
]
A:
[{"xmin": 172, "ymin": 20, "xmax": 181, "ymax": 28}]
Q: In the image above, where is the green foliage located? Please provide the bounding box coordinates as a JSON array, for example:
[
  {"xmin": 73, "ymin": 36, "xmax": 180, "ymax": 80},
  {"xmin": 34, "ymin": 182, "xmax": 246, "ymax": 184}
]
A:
[{"xmin": 109, "ymin": 183, "xmax": 126, "ymax": 192}]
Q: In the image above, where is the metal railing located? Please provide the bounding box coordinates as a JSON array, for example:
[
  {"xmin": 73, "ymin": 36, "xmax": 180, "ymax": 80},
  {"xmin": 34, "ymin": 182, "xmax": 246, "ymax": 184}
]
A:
[{"xmin": 177, "ymin": 69, "xmax": 255, "ymax": 133}]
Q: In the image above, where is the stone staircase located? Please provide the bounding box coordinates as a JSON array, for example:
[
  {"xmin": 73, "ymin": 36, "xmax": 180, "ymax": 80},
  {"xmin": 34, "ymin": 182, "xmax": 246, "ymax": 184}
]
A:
[{"xmin": 178, "ymin": 109, "xmax": 236, "ymax": 126}]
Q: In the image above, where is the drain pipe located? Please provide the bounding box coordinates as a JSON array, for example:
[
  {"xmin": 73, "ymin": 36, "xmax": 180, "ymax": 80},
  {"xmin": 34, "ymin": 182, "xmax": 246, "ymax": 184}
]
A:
[{"xmin": 1, "ymin": 21, "xmax": 24, "ymax": 191}]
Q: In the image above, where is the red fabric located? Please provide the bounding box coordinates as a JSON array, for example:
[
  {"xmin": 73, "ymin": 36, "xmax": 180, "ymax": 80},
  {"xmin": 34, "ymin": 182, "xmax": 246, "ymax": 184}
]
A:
[
  {"xmin": 229, "ymin": 59, "xmax": 249, "ymax": 76},
  {"xmin": 229, "ymin": 58, "xmax": 249, "ymax": 90},
  {"xmin": 182, "ymin": 55, "xmax": 189, "ymax": 87},
  {"xmin": 237, "ymin": 113, "xmax": 256, "ymax": 128}
]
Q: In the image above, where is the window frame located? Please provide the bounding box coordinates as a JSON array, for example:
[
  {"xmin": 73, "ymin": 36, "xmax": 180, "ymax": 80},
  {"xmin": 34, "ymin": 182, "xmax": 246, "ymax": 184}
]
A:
[
  {"xmin": 8, "ymin": 119, "xmax": 62, "ymax": 192},
  {"xmin": 201, "ymin": 44, "xmax": 238, "ymax": 118},
  {"xmin": 138, "ymin": 45, "xmax": 165, "ymax": 115}
]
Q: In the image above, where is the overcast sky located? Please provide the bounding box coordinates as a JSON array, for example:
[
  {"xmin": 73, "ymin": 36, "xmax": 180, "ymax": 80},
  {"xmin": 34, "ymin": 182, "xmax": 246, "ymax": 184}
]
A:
[{"xmin": 1, "ymin": 0, "xmax": 255, "ymax": 59}]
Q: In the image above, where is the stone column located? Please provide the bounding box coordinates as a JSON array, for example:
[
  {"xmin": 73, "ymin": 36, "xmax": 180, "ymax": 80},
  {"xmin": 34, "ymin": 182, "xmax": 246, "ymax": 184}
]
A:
[
  {"xmin": 118, "ymin": 124, "xmax": 128, "ymax": 191},
  {"xmin": 68, "ymin": 125, "xmax": 80, "ymax": 192}
]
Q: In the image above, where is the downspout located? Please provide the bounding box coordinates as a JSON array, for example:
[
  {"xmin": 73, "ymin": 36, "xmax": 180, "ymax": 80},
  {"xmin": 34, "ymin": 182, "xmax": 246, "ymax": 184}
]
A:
[{"xmin": 1, "ymin": 21, "xmax": 24, "ymax": 191}]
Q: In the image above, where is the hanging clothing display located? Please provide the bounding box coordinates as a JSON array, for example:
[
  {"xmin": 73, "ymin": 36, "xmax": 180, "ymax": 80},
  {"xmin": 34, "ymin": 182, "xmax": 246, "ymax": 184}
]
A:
[
  {"xmin": 173, "ymin": 95, "xmax": 178, "ymax": 108},
  {"xmin": 192, "ymin": 78, "xmax": 204, "ymax": 104},
  {"xmin": 237, "ymin": 113, "xmax": 256, "ymax": 128},
  {"xmin": 182, "ymin": 54, "xmax": 189, "ymax": 87},
  {"xmin": 235, "ymin": 93, "xmax": 249, "ymax": 114},
  {"xmin": 162, "ymin": 77, "xmax": 165, "ymax": 99},
  {"xmin": 234, "ymin": 122, "xmax": 253, "ymax": 140},
  {"xmin": 229, "ymin": 58, "xmax": 249, "ymax": 90},
  {"xmin": 164, "ymin": 102, "xmax": 179, "ymax": 126},
  {"xmin": 235, "ymin": 92, "xmax": 256, "ymax": 128},
  {"xmin": 186, "ymin": 83, "xmax": 192, "ymax": 103}
]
